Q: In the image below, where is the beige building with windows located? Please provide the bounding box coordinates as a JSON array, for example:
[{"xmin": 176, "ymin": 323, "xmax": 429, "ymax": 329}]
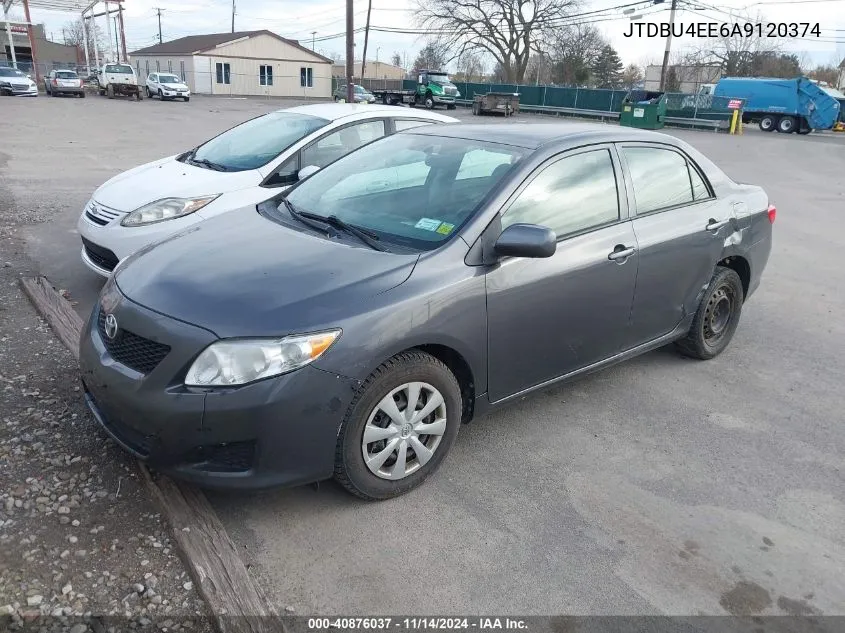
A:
[
  {"xmin": 129, "ymin": 30, "xmax": 332, "ymax": 98},
  {"xmin": 332, "ymin": 60, "xmax": 406, "ymax": 81}
]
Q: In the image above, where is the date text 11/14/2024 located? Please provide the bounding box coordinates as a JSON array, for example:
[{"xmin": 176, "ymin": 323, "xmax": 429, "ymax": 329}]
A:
[
  {"xmin": 624, "ymin": 22, "xmax": 822, "ymax": 38},
  {"xmin": 307, "ymin": 618, "xmax": 528, "ymax": 631}
]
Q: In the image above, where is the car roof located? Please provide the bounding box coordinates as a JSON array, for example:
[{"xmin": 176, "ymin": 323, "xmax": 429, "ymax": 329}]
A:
[
  {"xmin": 282, "ymin": 103, "xmax": 457, "ymax": 123},
  {"xmin": 405, "ymin": 122, "xmax": 680, "ymax": 149}
]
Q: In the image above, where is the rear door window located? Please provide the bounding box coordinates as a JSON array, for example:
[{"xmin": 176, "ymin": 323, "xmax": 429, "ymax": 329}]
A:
[
  {"xmin": 622, "ymin": 146, "xmax": 709, "ymax": 213},
  {"xmin": 301, "ymin": 120, "xmax": 386, "ymax": 169}
]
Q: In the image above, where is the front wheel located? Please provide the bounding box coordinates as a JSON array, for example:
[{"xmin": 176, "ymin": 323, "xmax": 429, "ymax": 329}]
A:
[
  {"xmin": 106, "ymin": 84, "xmax": 114, "ymax": 99},
  {"xmin": 334, "ymin": 351, "xmax": 462, "ymax": 500},
  {"xmin": 675, "ymin": 266, "xmax": 744, "ymax": 360},
  {"xmin": 424, "ymin": 92, "xmax": 435, "ymax": 109},
  {"xmin": 447, "ymin": 104, "xmax": 456, "ymax": 110},
  {"xmin": 79, "ymin": 92, "xmax": 85, "ymax": 98},
  {"xmin": 184, "ymin": 96, "xmax": 190, "ymax": 102}
]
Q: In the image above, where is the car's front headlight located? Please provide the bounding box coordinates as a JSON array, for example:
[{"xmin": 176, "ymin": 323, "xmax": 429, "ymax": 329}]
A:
[
  {"xmin": 184, "ymin": 330, "xmax": 341, "ymax": 387},
  {"xmin": 121, "ymin": 196, "xmax": 218, "ymax": 227}
]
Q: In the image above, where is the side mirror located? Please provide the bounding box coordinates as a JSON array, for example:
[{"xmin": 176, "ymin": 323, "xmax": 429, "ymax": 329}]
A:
[
  {"xmin": 494, "ymin": 224, "xmax": 556, "ymax": 259},
  {"xmin": 298, "ymin": 165, "xmax": 321, "ymax": 180}
]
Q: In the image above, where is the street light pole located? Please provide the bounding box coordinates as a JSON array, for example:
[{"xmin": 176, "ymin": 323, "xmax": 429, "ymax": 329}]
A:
[{"xmin": 311, "ymin": 31, "xmax": 316, "ymax": 50}]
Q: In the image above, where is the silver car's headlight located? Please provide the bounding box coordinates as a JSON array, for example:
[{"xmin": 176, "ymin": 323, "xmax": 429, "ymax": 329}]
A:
[
  {"xmin": 120, "ymin": 195, "xmax": 218, "ymax": 227},
  {"xmin": 184, "ymin": 330, "xmax": 341, "ymax": 387}
]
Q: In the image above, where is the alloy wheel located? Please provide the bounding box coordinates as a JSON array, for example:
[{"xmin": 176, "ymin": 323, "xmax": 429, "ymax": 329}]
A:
[{"xmin": 361, "ymin": 381, "xmax": 447, "ymax": 481}]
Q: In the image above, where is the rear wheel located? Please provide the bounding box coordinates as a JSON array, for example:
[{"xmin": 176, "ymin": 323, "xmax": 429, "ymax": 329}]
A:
[
  {"xmin": 777, "ymin": 115, "xmax": 796, "ymax": 133},
  {"xmin": 79, "ymin": 91, "xmax": 85, "ymax": 98},
  {"xmin": 676, "ymin": 266, "xmax": 744, "ymax": 360},
  {"xmin": 146, "ymin": 86, "xmax": 153, "ymax": 98},
  {"xmin": 106, "ymin": 84, "xmax": 114, "ymax": 99},
  {"xmin": 472, "ymin": 101, "xmax": 480, "ymax": 116},
  {"xmin": 334, "ymin": 351, "xmax": 461, "ymax": 500},
  {"xmin": 759, "ymin": 114, "xmax": 776, "ymax": 132},
  {"xmin": 137, "ymin": 89, "xmax": 143, "ymax": 101},
  {"xmin": 382, "ymin": 93, "xmax": 390, "ymax": 105}
]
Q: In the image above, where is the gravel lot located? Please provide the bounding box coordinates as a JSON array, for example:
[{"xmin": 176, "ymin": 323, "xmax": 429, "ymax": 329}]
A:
[{"xmin": 1, "ymin": 94, "xmax": 844, "ymax": 618}]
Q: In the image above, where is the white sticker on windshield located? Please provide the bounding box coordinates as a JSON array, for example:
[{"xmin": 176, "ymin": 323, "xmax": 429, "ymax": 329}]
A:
[{"xmin": 415, "ymin": 218, "xmax": 442, "ymax": 231}]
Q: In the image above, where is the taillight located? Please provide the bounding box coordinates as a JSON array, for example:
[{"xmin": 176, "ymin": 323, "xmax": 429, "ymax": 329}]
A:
[
  {"xmin": 52, "ymin": 78, "xmax": 58, "ymax": 85},
  {"xmin": 767, "ymin": 204, "xmax": 776, "ymax": 224}
]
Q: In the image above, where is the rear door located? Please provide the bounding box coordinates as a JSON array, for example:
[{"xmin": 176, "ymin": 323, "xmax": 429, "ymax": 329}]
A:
[
  {"xmin": 620, "ymin": 143, "xmax": 731, "ymax": 346},
  {"xmin": 485, "ymin": 145, "xmax": 639, "ymax": 402}
]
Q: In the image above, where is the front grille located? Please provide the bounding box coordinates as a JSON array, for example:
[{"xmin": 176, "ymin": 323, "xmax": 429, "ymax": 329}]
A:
[
  {"xmin": 84, "ymin": 200, "xmax": 123, "ymax": 225},
  {"xmin": 188, "ymin": 441, "xmax": 257, "ymax": 473},
  {"xmin": 444, "ymin": 86, "xmax": 458, "ymax": 96},
  {"xmin": 97, "ymin": 310, "xmax": 171, "ymax": 374},
  {"xmin": 81, "ymin": 237, "xmax": 119, "ymax": 271}
]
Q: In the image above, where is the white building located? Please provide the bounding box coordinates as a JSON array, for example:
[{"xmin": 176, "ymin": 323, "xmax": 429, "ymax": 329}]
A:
[{"xmin": 129, "ymin": 30, "xmax": 332, "ymax": 98}]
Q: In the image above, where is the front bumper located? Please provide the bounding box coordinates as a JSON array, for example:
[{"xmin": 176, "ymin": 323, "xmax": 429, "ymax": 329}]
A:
[
  {"xmin": 79, "ymin": 295, "xmax": 359, "ymax": 489},
  {"xmin": 3, "ymin": 84, "xmax": 38, "ymax": 96},
  {"xmin": 433, "ymin": 95, "xmax": 457, "ymax": 104},
  {"xmin": 161, "ymin": 89, "xmax": 190, "ymax": 98}
]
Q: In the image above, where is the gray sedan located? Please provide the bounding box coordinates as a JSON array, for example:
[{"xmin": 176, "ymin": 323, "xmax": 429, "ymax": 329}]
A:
[
  {"xmin": 333, "ymin": 83, "xmax": 376, "ymax": 103},
  {"xmin": 79, "ymin": 123, "xmax": 773, "ymax": 500}
]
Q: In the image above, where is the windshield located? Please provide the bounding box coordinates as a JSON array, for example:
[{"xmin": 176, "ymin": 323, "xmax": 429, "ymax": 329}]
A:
[
  {"xmin": 0, "ymin": 68, "xmax": 25, "ymax": 77},
  {"xmin": 159, "ymin": 74, "xmax": 182, "ymax": 83},
  {"xmin": 56, "ymin": 71, "xmax": 78, "ymax": 79},
  {"xmin": 193, "ymin": 111, "xmax": 329, "ymax": 171},
  {"xmin": 428, "ymin": 74, "xmax": 454, "ymax": 87},
  {"xmin": 354, "ymin": 85, "xmax": 370, "ymax": 94},
  {"xmin": 285, "ymin": 134, "xmax": 524, "ymax": 250},
  {"xmin": 105, "ymin": 64, "xmax": 132, "ymax": 74}
]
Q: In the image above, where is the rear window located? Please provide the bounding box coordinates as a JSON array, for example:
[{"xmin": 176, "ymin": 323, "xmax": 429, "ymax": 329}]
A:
[
  {"xmin": 623, "ymin": 146, "xmax": 707, "ymax": 213},
  {"xmin": 105, "ymin": 64, "xmax": 133, "ymax": 74},
  {"xmin": 56, "ymin": 71, "xmax": 78, "ymax": 79}
]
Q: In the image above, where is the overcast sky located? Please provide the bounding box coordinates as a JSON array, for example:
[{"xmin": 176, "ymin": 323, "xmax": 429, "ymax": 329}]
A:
[{"xmin": 9, "ymin": 0, "xmax": 844, "ymax": 71}]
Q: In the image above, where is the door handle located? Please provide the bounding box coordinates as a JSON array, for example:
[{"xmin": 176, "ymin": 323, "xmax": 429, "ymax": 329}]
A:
[
  {"xmin": 608, "ymin": 245, "xmax": 636, "ymax": 261},
  {"xmin": 706, "ymin": 218, "xmax": 730, "ymax": 232}
]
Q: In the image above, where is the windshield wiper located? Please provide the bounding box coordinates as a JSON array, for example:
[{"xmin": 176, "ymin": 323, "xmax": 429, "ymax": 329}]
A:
[
  {"xmin": 323, "ymin": 215, "xmax": 386, "ymax": 252},
  {"xmin": 189, "ymin": 157, "xmax": 228, "ymax": 171},
  {"xmin": 281, "ymin": 198, "xmax": 332, "ymax": 236}
]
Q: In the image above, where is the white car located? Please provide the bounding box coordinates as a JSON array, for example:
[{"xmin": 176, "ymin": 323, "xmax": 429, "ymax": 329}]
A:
[
  {"xmin": 77, "ymin": 103, "xmax": 458, "ymax": 276},
  {"xmin": 146, "ymin": 72, "xmax": 191, "ymax": 101},
  {"xmin": 0, "ymin": 67, "xmax": 38, "ymax": 96}
]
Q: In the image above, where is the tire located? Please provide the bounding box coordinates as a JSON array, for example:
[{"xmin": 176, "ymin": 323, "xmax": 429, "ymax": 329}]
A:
[
  {"xmin": 106, "ymin": 84, "xmax": 114, "ymax": 99},
  {"xmin": 424, "ymin": 92, "xmax": 435, "ymax": 109},
  {"xmin": 472, "ymin": 101, "xmax": 480, "ymax": 116},
  {"xmin": 158, "ymin": 89, "xmax": 164, "ymax": 100},
  {"xmin": 777, "ymin": 115, "xmax": 796, "ymax": 133},
  {"xmin": 333, "ymin": 95, "xmax": 339, "ymax": 102},
  {"xmin": 184, "ymin": 96, "xmax": 190, "ymax": 102},
  {"xmin": 146, "ymin": 86, "xmax": 152, "ymax": 98},
  {"xmin": 675, "ymin": 266, "xmax": 744, "ymax": 360},
  {"xmin": 759, "ymin": 115, "xmax": 776, "ymax": 132},
  {"xmin": 797, "ymin": 127, "xmax": 811, "ymax": 135},
  {"xmin": 79, "ymin": 92, "xmax": 85, "ymax": 98},
  {"xmin": 334, "ymin": 350, "xmax": 462, "ymax": 500},
  {"xmin": 382, "ymin": 93, "xmax": 390, "ymax": 105},
  {"xmin": 137, "ymin": 90, "xmax": 143, "ymax": 101},
  {"xmin": 447, "ymin": 104, "xmax": 456, "ymax": 110}
]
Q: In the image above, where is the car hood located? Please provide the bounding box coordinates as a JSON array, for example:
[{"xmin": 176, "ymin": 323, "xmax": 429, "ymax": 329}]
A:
[
  {"xmin": 162, "ymin": 82, "xmax": 189, "ymax": 90},
  {"xmin": 93, "ymin": 156, "xmax": 262, "ymax": 211},
  {"xmin": 114, "ymin": 208, "xmax": 419, "ymax": 338}
]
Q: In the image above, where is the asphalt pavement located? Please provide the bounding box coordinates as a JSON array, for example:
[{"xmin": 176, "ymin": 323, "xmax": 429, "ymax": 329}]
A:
[{"xmin": 2, "ymin": 94, "xmax": 843, "ymax": 616}]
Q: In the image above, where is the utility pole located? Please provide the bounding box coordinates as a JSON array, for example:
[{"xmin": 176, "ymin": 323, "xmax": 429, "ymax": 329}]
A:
[
  {"xmin": 113, "ymin": 16, "xmax": 119, "ymax": 61},
  {"xmin": 311, "ymin": 31, "xmax": 316, "ymax": 50},
  {"xmin": 154, "ymin": 7, "xmax": 164, "ymax": 44},
  {"xmin": 118, "ymin": 3, "xmax": 127, "ymax": 63},
  {"xmin": 658, "ymin": 0, "xmax": 678, "ymax": 91},
  {"xmin": 231, "ymin": 0, "xmax": 235, "ymax": 33},
  {"xmin": 346, "ymin": 0, "xmax": 354, "ymax": 102},
  {"xmin": 361, "ymin": 0, "xmax": 372, "ymax": 83}
]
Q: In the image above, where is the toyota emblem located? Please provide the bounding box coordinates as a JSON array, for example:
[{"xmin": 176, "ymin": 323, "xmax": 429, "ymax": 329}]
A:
[{"xmin": 104, "ymin": 314, "xmax": 119, "ymax": 340}]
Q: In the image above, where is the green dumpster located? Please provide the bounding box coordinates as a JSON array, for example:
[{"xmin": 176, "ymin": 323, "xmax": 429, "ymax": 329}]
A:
[{"xmin": 619, "ymin": 90, "xmax": 667, "ymax": 130}]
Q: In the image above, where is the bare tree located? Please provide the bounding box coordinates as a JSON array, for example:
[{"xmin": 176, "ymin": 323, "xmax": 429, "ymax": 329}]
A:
[
  {"xmin": 808, "ymin": 64, "xmax": 840, "ymax": 86},
  {"xmin": 62, "ymin": 18, "xmax": 105, "ymax": 64},
  {"xmin": 454, "ymin": 51, "xmax": 486, "ymax": 81},
  {"xmin": 547, "ymin": 23, "xmax": 605, "ymax": 86},
  {"xmin": 415, "ymin": 0, "xmax": 578, "ymax": 84},
  {"xmin": 391, "ymin": 52, "xmax": 403, "ymax": 68},
  {"xmin": 412, "ymin": 41, "xmax": 449, "ymax": 73},
  {"xmin": 621, "ymin": 63, "xmax": 643, "ymax": 90}
]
